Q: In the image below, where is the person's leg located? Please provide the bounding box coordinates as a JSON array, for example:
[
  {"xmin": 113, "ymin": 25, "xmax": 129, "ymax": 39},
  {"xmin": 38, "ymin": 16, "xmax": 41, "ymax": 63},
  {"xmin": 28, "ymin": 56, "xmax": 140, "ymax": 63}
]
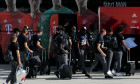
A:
[
  {"xmin": 71, "ymin": 47, "xmax": 77, "ymax": 73},
  {"xmin": 12, "ymin": 61, "xmax": 18, "ymax": 84},
  {"xmin": 6, "ymin": 61, "xmax": 18, "ymax": 84},
  {"xmin": 113, "ymin": 50, "xmax": 118, "ymax": 71},
  {"xmin": 98, "ymin": 54, "xmax": 108, "ymax": 75},
  {"xmin": 106, "ymin": 49, "xmax": 113, "ymax": 71},
  {"xmin": 6, "ymin": 62, "xmax": 13, "ymax": 83},
  {"xmin": 56, "ymin": 55, "xmax": 59, "ymax": 70},
  {"xmin": 57, "ymin": 54, "xmax": 68, "ymax": 72},
  {"xmin": 55, "ymin": 55, "xmax": 63, "ymax": 78},
  {"xmin": 20, "ymin": 51, "xmax": 27, "ymax": 69},
  {"xmin": 33, "ymin": 50, "xmax": 42, "ymax": 73},
  {"xmin": 97, "ymin": 54, "xmax": 113, "ymax": 78},
  {"xmin": 80, "ymin": 50, "xmax": 86, "ymax": 73},
  {"xmin": 64, "ymin": 54, "xmax": 68, "ymax": 65},
  {"xmin": 88, "ymin": 53, "xmax": 99, "ymax": 73},
  {"xmin": 90, "ymin": 51, "xmax": 94, "ymax": 64},
  {"xmin": 116, "ymin": 51, "xmax": 123, "ymax": 72}
]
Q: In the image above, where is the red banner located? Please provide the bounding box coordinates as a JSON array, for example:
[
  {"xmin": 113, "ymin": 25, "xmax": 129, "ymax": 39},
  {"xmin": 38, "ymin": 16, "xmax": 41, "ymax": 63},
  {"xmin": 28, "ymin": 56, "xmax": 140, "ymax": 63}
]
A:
[{"xmin": 99, "ymin": 7, "xmax": 140, "ymax": 35}]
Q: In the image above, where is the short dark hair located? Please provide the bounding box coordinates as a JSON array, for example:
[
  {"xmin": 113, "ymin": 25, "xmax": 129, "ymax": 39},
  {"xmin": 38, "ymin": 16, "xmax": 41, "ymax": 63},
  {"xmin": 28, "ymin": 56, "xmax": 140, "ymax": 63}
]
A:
[
  {"xmin": 22, "ymin": 26, "xmax": 28, "ymax": 33},
  {"xmin": 116, "ymin": 25, "xmax": 124, "ymax": 32},
  {"xmin": 100, "ymin": 29, "xmax": 106, "ymax": 34},
  {"xmin": 13, "ymin": 28, "xmax": 20, "ymax": 33},
  {"xmin": 37, "ymin": 28, "xmax": 43, "ymax": 33},
  {"xmin": 10, "ymin": 35, "xmax": 17, "ymax": 42},
  {"xmin": 108, "ymin": 28, "xmax": 113, "ymax": 33},
  {"xmin": 57, "ymin": 26, "xmax": 65, "ymax": 31}
]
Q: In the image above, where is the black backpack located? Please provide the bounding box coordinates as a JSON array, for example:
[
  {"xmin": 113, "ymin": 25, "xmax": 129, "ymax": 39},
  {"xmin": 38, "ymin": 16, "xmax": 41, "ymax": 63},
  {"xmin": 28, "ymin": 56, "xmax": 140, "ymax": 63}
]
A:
[
  {"xmin": 88, "ymin": 31, "xmax": 98, "ymax": 50},
  {"xmin": 28, "ymin": 35, "xmax": 34, "ymax": 50},
  {"xmin": 104, "ymin": 34, "xmax": 118, "ymax": 49},
  {"xmin": 111, "ymin": 35, "xmax": 119, "ymax": 49},
  {"xmin": 4, "ymin": 47, "xmax": 14, "ymax": 62},
  {"xmin": 62, "ymin": 34, "xmax": 69, "ymax": 50},
  {"xmin": 104, "ymin": 34, "xmax": 112, "ymax": 48},
  {"xmin": 52, "ymin": 35, "xmax": 59, "ymax": 54}
]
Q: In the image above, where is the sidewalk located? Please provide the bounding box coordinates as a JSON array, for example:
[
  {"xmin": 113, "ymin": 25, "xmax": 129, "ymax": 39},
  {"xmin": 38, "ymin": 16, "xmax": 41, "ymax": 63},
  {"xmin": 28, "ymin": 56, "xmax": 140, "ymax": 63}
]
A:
[{"xmin": 0, "ymin": 64, "xmax": 140, "ymax": 84}]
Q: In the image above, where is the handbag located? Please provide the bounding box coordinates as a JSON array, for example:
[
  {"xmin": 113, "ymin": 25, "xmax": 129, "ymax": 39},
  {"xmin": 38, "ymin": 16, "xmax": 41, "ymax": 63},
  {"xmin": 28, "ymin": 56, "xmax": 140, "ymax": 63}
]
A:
[
  {"xmin": 4, "ymin": 48, "xmax": 14, "ymax": 62},
  {"xmin": 16, "ymin": 65, "xmax": 28, "ymax": 83}
]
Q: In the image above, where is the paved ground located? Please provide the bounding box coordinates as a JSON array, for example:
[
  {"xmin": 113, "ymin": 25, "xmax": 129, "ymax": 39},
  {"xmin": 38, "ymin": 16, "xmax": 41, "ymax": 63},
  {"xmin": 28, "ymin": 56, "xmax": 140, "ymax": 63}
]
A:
[{"xmin": 0, "ymin": 64, "xmax": 140, "ymax": 84}]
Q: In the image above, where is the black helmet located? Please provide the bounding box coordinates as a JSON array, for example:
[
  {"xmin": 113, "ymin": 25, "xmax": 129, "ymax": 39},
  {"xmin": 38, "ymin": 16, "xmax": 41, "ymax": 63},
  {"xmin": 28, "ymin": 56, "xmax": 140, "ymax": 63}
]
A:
[
  {"xmin": 81, "ymin": 26, "xmax": 87, "ymax": 31},
  {"xmin": 23, "ymin": 26, "xmax": 29, "ymax": 30}
]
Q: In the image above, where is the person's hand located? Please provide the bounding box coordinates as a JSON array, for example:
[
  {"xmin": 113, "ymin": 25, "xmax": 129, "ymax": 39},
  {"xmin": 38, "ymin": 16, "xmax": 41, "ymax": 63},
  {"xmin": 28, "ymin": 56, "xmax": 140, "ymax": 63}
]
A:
[
  {"xmin": 30, "ymin": 50, "xmax": 33, "ymax": 53},
  {"xmin": 78, "ymin": 51, "xmax": 81, "ymax": 56},
  {"xmin": 18, "ymin": 61, "xmax": 22, "ymax": 66},
  {"xmin": 105, "ymin": 47, "xmax": 108, "ymax": 50},
  {"xmin": 127, "ymin": 48, "xmax": 130, "ymax": 51},
  {"xmin": 103, "ymin": 47, "xmax": 108, "ymax": 50},
  {"xmin": 69, "ymin": 47, "xmax": 72, "ymax": 50},
  {"xmin": 65, "ymin": 50, "xmax": 69, "ymax": 54},
  {"xmin": 42, "ymin": 48, "xmax": 46, "ymax": 51},
  {"xmin": 102, "ymin": 53, "xmax": 106, "ymax": 57}
]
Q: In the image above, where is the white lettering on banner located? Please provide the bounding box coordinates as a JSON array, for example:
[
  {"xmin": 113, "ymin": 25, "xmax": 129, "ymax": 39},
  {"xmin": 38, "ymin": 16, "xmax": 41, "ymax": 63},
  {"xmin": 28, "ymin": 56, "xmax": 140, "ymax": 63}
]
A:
[
  {"xmin": 53, "ymin": 26, "xmax": 58, "ymax": 34},
  {"xmin": 4, "ymin": 19, "xmax": 7, "ymax": 23},
  {"xmin": 131, "ymin": 20, "xmax": 138, "ymax": 24},
  {"xmin": 130, "ymin": 26, "xmax": 139, "ymax": 29},
  {"xmin": 132, "ymin": 13, "xmax": 137, "ymax": 18},
  {"xmin": 103, "ymin": 2, "xmax": 115, "ymax": 7},
  {"xmin": 131, "ymin": 13, "xmax": 139, "ymax": 29},
  {"xmin": 103, "ymin": 1, "xmax": 127, "ymax": 7},
  {"xmin": 5, "ymin": 24, "xmax": 12, "ymax": 34},
  {"xmin": 53, "ymin": 21, "xmax": 56, "ymax": 24},
  {"xmin": 116, "ymin": 2, "xmax": 127, "ymax": 7}
]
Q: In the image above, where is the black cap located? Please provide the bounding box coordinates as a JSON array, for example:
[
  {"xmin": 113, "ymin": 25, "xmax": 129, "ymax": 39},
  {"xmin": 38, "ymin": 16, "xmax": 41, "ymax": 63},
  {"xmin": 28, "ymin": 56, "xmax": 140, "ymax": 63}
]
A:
[
  {"xmin": 23, "ymin": 26, "xmax": 29, "ymax": 30},
  {"xmin": 81, "ymin": 26, "xmax": 87, "ymax": 31}
]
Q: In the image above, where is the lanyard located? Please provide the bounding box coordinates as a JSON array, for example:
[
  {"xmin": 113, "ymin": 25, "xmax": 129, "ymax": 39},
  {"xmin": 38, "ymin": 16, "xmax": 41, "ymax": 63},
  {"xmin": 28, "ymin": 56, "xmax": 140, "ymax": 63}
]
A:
[{"xmin": 100, "ymin": 35, "xmax": 104, "ymax": 41}]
